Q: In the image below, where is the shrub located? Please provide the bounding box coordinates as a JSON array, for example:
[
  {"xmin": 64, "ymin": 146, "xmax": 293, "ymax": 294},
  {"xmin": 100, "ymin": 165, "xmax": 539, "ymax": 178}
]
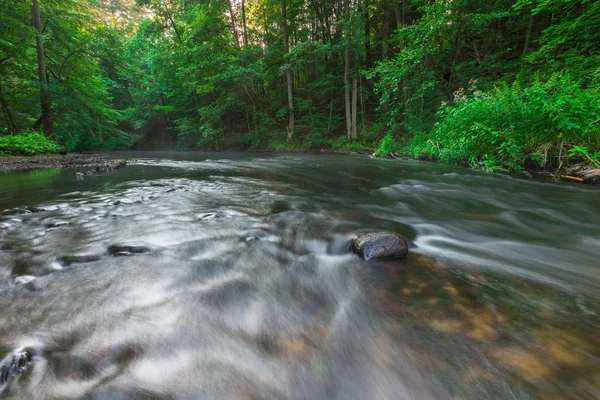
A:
[
  {"xmin": 0, "ymin": 132, "xmax": 62, "ymax": 156},
  {"xmin": 409, "ymin": 73, "xmax": 600, "ymax": 170},
  {"xmin": 375, "ymin": 133, "xmax": 400, "ymax": 157}
]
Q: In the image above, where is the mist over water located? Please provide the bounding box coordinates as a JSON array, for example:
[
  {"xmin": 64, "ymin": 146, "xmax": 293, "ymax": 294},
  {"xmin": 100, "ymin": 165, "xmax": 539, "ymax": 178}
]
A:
[{"xmin": 1, "ymin": 153, "xmax": 599, "ymax": 399}]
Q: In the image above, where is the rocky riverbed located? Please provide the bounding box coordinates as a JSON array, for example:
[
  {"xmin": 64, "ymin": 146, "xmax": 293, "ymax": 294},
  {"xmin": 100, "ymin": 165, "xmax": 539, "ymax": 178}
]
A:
[{"xmin": 0, "ymin": 154, "xmax": 107, "ymax": 172}]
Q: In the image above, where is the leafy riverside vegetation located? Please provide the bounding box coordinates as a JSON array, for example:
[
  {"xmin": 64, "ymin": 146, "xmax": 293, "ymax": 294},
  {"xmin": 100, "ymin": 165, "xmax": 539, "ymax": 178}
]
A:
[{"xmin": 0, "ymin": 0, "xmax": 598, "ymax": 172}]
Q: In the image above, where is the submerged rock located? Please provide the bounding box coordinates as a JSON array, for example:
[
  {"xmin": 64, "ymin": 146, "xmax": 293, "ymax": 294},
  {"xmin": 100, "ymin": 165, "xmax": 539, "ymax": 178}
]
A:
[
  {"xmin": 351, "ymin": 231, "xmax": 409, "ymax": 261},
  {"xmin": 14, "ymin": 275, "xmax": 36, "ymax": 285},
  {"xmin": 58, "ymin": 253, "xmax": 102, "ymax": 266},
  {"xmin": 0, "ymin": 352, "xmax": 30, "ymax": 386},
  {"xmin": 108, "ymin": 243, "xmax": 152, "ymax": 256},
  {"xmin": 196, "ymin": 212, "xmax": 221, "ymax": 220},
  {"xmin": 271, "ymin": 200, "xmax": 292, "ymax": 214},
  {"xmin": 418, "ymin": 152, "xmax": 431, "ymax": 161},
  {"xmin": 73, "ymin": 159, "xmax": 127, "ymax": 179},
  {"xmin": 113, "ymin": 159, "xmax": 127, "ymax": 169},
  {"xmin": 7, "ymin": 206, "xmax": 46, "ymax": 215}
]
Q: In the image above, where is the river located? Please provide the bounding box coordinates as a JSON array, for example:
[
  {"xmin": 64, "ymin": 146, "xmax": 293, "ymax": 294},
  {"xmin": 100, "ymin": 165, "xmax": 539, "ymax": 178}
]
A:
[{"xmin": 1, "ymin": 152, "xmax": 599, "ymax": 399}]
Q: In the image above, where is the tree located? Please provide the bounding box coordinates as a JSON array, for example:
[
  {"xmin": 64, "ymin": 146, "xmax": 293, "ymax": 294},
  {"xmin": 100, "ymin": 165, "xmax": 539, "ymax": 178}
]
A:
[
  {"xmin": 282, "ymin": 0, "xmax": 295, "ymax": 140},
  {"xmin": 32, "ymin": 0, "xmax": 52, "ymax": 137}
]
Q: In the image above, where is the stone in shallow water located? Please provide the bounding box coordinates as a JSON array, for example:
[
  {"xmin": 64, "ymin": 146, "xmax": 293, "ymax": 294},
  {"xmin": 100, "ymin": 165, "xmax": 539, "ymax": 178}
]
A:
[
  {"xmin": 58, "ymin": 253, "xmax": 103, "ymax": 266},
  {"xmin": 0, "ymin": 352, "xmax": 30, "ymax": 386},
  {"xmin": 108, "ymin": 244, "xmax": 152, "ymax": 256},
  {"xmin": 14, "ymin": 275, "xmax": 36, "ymax": 285},
  {"xmin": 113, "ymin": 159, "xmax": 127, "ymax": 169},
  {"xmin": 351, "ymin": 231, "xmax": 409, "ymax": 261}
]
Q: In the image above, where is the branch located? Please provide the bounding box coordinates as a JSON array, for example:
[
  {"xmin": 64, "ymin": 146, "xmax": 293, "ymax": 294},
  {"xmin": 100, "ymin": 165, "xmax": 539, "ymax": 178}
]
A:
[
  {"xmin": 58, "ymin": 49, "xmax": 84, "ymax": 81},
  {"xmin": 46, "ymin": 64, "xmax": 58, "ymax": 81}
]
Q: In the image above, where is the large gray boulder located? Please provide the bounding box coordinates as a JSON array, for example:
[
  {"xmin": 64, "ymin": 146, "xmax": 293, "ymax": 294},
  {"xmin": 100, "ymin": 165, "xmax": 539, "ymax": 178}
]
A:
[{"xmin": 352, "ymin": 232, "xmax": 409, "ymax": 261}]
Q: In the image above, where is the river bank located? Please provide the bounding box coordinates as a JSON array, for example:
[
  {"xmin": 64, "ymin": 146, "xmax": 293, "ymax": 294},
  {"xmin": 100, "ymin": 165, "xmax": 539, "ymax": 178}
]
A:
[{"xmin": 0, "ymin": 154, "xmax": 106, "ymax": 172}]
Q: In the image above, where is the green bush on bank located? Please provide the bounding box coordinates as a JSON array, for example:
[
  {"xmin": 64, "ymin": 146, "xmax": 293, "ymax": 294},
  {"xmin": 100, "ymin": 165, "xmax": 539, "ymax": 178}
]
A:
[
  {"xmin": 0, "ymin": 132, "xmax": 62, "ymax": 156},
  {"xmin": 375, "ymin": 133, "xmax": 401, "ymax": 157},
  {"xmin": 406, "ymin": 74, "xmax": 600, "ymax": 171}
]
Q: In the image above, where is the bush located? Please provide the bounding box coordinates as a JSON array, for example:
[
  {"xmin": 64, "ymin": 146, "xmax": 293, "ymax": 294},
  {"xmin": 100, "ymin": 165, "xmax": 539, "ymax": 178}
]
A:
[
  {"xmin": 0, "ymin": 132, "xmax": 62, "ymax": 156},
  {"xmin": 409, "ymin": 73, "xmax": 600, "ymax": 170},
  {"xmin": 375, "ymin": 133, "xmax": 400, "ymax": 157}
]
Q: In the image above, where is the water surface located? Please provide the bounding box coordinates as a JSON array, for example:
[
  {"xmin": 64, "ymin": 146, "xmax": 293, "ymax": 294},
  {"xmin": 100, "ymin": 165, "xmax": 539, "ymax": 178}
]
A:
[{"xmin": 1, "ymin": 152, "xmax": 599, "ymax": 399}]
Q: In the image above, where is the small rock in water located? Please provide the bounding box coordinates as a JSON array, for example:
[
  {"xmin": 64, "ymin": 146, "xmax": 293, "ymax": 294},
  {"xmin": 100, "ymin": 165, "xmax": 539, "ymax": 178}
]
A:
[
  {"xmin": 418, "ymin": 152, "xmax": 431, "ymax": 161},
  {"xmin": 197, "ymin": 213, "xmax": 220, "ymax": 220},
  {"xmin": 108, "ymin": 243, "xmax": 152, "ymax": 256},
  {"xmin": 14, "ymin": 275, "xmax": 36, "ymax": 285},
  {"xmin": 351, "ymin": 231, "xmax": 409, "ymax": 261},
  {"xmin": 0, "ymin": 352, "xmax": 30, "ymax": 385},
  {"xmin": 10, "ymin": 206, "xmax": 45, "ymax": 214},
  {"xmin": 114, "ymin": 251, "xmax": 134, "ymax": 257},
  {"xmin": 113, "ymin": 159, "xmax": 127, "ymax": 169},
  {"xmin": 46, "ymin": 221, "xmax": 69, "ymax": 228},
  {"xmin": 58, "ymin": 253, "xmax": 102, "ymax": 266},
  {"xmin": 271, "ymin": 200, "xmax": 291, "ymax": 214},
  {"xmin": 73, "ymin": 159, "xmax": 127, "ymax": 179}
]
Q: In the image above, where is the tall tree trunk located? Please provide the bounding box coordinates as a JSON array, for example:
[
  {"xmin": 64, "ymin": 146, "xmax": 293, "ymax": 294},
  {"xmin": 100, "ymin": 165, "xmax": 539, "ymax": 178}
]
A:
[
  {"xmin": 351, "ymin": 75, "xmax": 358, "ymax": 139},
  {"xmin": 32, "ymin": 0, "xmax": 52, "ymax": 137},
  {"xmin": 382, "ymin": 5, "xmax": 390, "ymax": 60},
  {"xmin": 227, "ymin": 0, "xmax": 241, "ymax": 49},
  {"xmin": 522, "ymin": 10, "xmax": 534, "ymax": 57},
  {"xmin": 0, "ymin": 75, "xmax": 17, "ymax": 134},
  {"xmin": 392, "ymin": 0, "xmax": 402, "ymax": 26},
  {"xmin": 282, "ymin": 0, "xmax": 294, "ymax": 140},
  {"xmin": 241, "ymin": 0, "xmax": 249, "ymax": 48},
  {"xmin": 364, "ymin": 0, "xmax": 372, "ymax": 69},
  {"xmin": 344, "ymin": 32, "xmax": 352, "ymax": 139}
]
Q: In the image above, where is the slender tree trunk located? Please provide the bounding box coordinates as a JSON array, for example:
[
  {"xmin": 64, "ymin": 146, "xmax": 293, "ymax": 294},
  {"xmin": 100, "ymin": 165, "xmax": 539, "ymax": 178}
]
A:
[
  {"xmin": 344, "ymin": 33, "xmax": 352, "ymax": 139},
  {"xmin": 227, "ymin": 0, "xmax": 241, "ymax": 49},
  {"xmin": 522, "ymin": 10, "xmax": 534, "ymax": 57},
  {"xmin": 32, "ymin": 0, "xmax": 52, "ymax": 137},
  {"xmin": 241, "ymin": 0, "xmax": 249, "ymax": 48},
  {"xmin": 402, "ymin": 0, "xmax": 406, "ymax": 24},
  {"xmin": 382, "ymin": 5, "xmax": 390, "ymax": 60},
  {"xmin": 364, "ymin": 0, "xmax": 372, "ymax": 69},
  {"xmin": 359, "ymin": 72, "xmax": 365, "ymax": 129},
  {"xmin": 327, "ymin": 95, "xmax": 334, "ymax": 133},
  {"xmin": 282, "ymin": 0, "xmax": 294, "ymax": 140},
  {"xmin": 351, "ymin": 75, "xmax": 358, "ymax": 138},
  {"xmin": 392, "ymin": 0, "xmax": 402, "ymax": 26},
  {"xmin": 0, "ymin": 76, "xmax": 17, "ymax": 134}
]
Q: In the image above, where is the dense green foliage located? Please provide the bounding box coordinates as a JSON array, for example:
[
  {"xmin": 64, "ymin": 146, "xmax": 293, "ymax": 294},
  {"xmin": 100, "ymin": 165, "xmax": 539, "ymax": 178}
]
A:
[
  {"xmin": 0, "ymin": 133, "xmax": 61, "ymax": 156},
  {"xmin": 0, "ymin": 0, "xmax": 598, "ymax": 168},
  {"xmin": 407, "ymin": 74, "xmax": 600, "ymax": 170}
]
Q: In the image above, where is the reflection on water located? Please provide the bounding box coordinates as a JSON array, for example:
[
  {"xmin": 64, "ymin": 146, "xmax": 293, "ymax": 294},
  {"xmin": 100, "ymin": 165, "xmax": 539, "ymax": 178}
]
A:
[{"xmin": 0, "ymin": 152, "xmax": 599, "ymax": 399}]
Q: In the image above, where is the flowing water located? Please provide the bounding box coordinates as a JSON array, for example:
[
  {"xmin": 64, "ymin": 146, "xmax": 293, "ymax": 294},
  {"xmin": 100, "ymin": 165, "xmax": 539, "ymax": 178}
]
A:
[{"xmin": 0, "ymin": 152, "xmax": 599, "ymax": 400}]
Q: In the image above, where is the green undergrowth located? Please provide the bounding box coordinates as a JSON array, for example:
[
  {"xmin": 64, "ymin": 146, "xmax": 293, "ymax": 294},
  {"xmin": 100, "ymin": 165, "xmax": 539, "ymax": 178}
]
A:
[
  {"xmin": 0, "ymin": 132, "xmax": 62, "ymax": 156},
  {"xmin": 375, "ymin": 74, "xmax": 600, "ymax": 171}
]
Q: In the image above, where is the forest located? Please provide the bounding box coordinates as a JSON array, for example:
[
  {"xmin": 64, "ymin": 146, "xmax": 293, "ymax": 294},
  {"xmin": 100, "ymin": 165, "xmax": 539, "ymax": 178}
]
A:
[{"xmin": 0, "ymin": 0, "xmax": 599, "ymax": 171}]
